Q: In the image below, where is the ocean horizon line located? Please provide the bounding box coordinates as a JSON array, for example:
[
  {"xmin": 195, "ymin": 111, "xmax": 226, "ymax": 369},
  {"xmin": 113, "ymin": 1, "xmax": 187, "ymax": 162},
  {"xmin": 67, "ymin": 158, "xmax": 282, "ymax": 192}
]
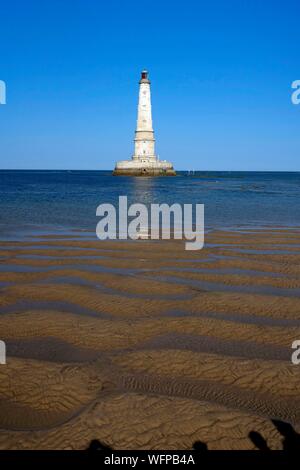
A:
[{"xmin": 0, "ymin": 169, "xmax": 300, "ymax": 174}]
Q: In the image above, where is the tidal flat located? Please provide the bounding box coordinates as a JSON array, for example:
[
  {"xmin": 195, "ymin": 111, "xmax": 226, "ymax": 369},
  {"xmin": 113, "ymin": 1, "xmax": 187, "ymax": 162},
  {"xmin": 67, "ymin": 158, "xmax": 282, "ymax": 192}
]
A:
[{"xmin": 0, "ymin": 228, "xmax": 300, "ymax": 449}]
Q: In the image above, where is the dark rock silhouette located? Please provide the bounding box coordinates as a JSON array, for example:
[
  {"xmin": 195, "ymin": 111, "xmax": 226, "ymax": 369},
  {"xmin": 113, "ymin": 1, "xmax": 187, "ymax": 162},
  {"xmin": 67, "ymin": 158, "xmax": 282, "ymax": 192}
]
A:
[
  {"xmin": 249, "ymin": 419, "xmax": 300, "ymax": 450},
  {"xmin": 193, "ymin": 441, "xmax": 208, "ymax": 451},
  {"xmin": 248, "ymin": 431, "xmax": 270, "ymax": 451},
  {"xmin": 272, "ymin": 419, "xmax": 300, "ymax": 450},
  {"xmin": 87, "ymin": 439, "xmax": 112, "ymax": 451},
  {"xmin": 87, "ymin": 418, "xmax": 300, "ymax": 451}
]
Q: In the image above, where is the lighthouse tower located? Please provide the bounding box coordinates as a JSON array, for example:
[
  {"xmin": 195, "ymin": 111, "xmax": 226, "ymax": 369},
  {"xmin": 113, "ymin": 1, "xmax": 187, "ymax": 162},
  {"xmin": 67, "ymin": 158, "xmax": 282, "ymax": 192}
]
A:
[
  {"xmin": 113, "ymin": 70, "xmax": 176, "ymax": 176},
  {"xmin": 133, "ymin": 70, "xmax": 156, "ymax": 163}
]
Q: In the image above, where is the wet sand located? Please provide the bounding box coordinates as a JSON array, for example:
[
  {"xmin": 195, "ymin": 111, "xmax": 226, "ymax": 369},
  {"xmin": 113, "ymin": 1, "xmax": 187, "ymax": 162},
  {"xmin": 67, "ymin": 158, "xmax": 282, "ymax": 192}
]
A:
[{"xmin": 0, "ymin": 228, "xmax": 300, "ymax": 449}]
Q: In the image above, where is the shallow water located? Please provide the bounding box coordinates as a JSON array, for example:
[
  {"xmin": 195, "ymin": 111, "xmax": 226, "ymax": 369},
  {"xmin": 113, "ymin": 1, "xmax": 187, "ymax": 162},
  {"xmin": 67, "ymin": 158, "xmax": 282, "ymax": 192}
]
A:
[
  {"xmin": 136, "ymin": 332, "xmax": 290, "ymax": 361},
  {"xmin": 1, "ymin": 170, "xmax": 300, "ymax": 237},
  {"xmin": 0, "ymin": 300, "xmax": 112, "ymax": 319},
  {"xmin": 148, "ymin": 274, "xmax": 300, "ymax": 298},
  {"xmin": 163, "ymin": 309, "xmax": 300, "ymax": 328}
]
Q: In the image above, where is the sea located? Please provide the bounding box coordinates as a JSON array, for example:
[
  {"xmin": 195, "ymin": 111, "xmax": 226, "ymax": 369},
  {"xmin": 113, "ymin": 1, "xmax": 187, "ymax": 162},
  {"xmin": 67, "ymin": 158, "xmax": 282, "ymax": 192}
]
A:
[{"xmin": 0, "ymin": 170, "xmax": 300, "ymax": 238}]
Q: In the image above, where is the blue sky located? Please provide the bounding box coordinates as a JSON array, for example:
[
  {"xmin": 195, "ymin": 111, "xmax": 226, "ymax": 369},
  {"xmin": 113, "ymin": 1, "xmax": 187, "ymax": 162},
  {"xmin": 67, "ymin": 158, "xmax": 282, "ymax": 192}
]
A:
[{"xmin": 0, "ymin": 0, "xmax": 299, "ymax": 170}]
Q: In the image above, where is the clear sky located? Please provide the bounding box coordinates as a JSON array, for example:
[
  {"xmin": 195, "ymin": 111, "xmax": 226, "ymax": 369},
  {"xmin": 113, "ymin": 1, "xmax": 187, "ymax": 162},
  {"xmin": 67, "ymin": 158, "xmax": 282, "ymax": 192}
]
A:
[{"xmin": 0, "ymin": 0, "xmax": 299, "ymax": 171}]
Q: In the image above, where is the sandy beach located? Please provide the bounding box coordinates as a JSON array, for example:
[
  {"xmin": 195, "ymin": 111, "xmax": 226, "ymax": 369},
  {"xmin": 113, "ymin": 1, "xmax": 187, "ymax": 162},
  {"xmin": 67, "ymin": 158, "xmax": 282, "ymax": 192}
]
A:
[{"xmin": 0, "ymin": 228, "xmax": 300, "ymax": 449}]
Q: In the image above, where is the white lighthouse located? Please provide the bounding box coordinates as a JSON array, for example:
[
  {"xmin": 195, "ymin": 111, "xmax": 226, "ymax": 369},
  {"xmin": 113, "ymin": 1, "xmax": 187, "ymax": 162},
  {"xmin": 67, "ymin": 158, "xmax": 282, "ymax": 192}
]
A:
[{"xmin": 113, "ymin": 70, "xmax": 176, "ymax": 176}]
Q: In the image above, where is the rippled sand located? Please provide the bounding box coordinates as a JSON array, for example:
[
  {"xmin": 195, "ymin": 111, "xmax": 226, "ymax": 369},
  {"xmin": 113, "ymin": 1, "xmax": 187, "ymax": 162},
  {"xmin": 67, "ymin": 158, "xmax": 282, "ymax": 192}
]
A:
[{"xmin": 0, "ymin": 228, "xmax": 300, "ymax": 449}]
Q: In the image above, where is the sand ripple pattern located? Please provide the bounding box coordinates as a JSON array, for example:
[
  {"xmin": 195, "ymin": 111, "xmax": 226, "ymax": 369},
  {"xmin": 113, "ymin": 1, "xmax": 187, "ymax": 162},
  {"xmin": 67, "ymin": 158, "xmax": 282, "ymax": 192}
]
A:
[{"xmin": 0, "ymin": 228, "xmax": 300, "ymax": 449}]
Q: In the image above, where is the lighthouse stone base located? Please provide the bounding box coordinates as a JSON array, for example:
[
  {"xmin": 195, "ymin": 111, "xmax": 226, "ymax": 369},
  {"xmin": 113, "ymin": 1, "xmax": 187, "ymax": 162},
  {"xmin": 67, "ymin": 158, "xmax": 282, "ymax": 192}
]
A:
[{"xmin": 113, "ymin": 159, "xmax": 176, "ymax": 176}]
